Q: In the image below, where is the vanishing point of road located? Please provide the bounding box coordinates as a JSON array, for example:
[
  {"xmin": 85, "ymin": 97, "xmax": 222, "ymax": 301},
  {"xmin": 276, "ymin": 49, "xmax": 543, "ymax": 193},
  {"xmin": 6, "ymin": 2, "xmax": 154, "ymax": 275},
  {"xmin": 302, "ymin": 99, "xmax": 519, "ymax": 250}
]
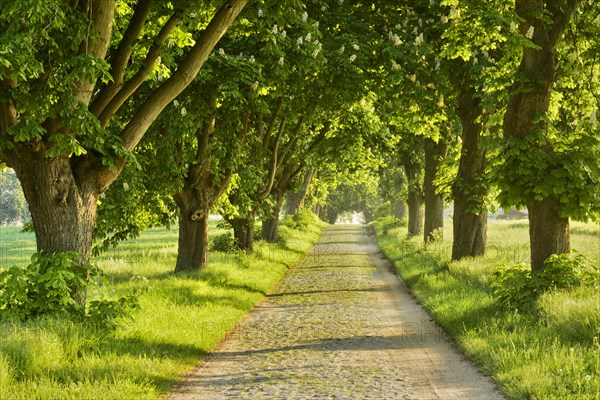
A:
[{"xmin": 169, "ymin": 225, "xmax": 505, "ymax": 399}]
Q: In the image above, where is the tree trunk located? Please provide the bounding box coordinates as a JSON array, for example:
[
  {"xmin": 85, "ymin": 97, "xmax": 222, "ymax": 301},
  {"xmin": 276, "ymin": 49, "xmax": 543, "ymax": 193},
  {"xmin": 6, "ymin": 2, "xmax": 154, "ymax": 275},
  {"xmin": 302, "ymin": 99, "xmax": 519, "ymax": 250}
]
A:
[
  {"xmin": 452, "ymin": 196, "xmax": 487, "ymax": 259},
  {"xmin": 450, "ymin": 64, "xmax": 488, "ymax": 260},
  {"xmin": 392, "ymin": 199, "xmax": 407, "ymax": 219},
  {"xmin": 424, "ymin": 137, "xmax": 447, "ymax": 242},
  {"xmin": 174, "ymin": 191, "xmax": 210, "ymax": 273},
  {"xmin": 407, "ymin": 193, "xmax": 423, "ymax": 236},
  {"xmin": 501, "ymin": 1, "xmax": 579, "ymax": 272},
  {"xmin": 528, "ymin": 197, "xmax": 570, "ymax": 272},
  {"xmin": 14, "ymin": 157, "xmax": 98, "ymax": 261},
  {"xmin": 404, "ymin": 165, "xmax": 423, "ymax": 236},
  {"xmin": 262, "ymin": 200, "xmax": 283, "ymax": 242},
  {"xmin": 230, "ymin": 216, "xmax": 254, "ymax": 252},
  {"xmin": 12, "ymin": 157, "xmax": 99, "ymax": 305}
]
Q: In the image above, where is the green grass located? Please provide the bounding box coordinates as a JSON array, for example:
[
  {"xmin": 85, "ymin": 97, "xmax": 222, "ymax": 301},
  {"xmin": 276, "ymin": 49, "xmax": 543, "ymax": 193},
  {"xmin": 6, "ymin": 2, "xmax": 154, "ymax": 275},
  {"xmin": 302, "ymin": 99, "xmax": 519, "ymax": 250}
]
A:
[
  {"xmin": 373, "ymin": 219, "xmax": 600, "ymax": 400},
  {"xmin": 0, "ymin": 218, "xmax": 326, "ymax": 399}
]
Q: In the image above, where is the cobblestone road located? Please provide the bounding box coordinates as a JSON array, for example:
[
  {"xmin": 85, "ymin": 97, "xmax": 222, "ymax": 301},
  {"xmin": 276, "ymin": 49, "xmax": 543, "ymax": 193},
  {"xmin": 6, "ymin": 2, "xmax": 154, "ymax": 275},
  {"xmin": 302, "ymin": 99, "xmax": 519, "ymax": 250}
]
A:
[{"xmin": 168, "ymin": 225, "xmax": 504, "ymax": 399}]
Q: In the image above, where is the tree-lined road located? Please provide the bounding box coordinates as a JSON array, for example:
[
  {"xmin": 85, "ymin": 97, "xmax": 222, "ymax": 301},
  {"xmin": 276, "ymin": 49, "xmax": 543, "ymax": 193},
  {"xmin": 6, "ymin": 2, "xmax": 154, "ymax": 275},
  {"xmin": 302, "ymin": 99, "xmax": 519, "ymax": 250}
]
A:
[{"xmin": 169, "ymin": 225, "xmax": 504, "ymax": 399}]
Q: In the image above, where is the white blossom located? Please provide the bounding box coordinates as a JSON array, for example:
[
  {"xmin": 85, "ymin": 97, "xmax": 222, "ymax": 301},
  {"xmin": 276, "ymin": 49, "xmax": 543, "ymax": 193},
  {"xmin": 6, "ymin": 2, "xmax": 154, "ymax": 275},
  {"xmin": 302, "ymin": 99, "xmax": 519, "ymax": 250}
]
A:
[
  {"xmin": 272, "ymin": 24, "xmax": 279, "ymax": 35},
  {"xmin": 389, "ymin": 32, "xmax": 402, "ymax": 46},
  {"xmin": 123, "ymin": 182, "xmax": 129, "ymax": 191},
  {"xmin": 251, "ymin": 81, "xmax": 259, "ymax": 91},
  {"xmin": 526, "ymin": 26, "xmax": 535, "ymax": 39},
  {"xmin": 349, "ymin": 54, "xmax": 357, "ymax": 63},
  {"xmin": 352, "ymin": 43, "xmax": 360, "ymax": 51},
  {"xmin": 312, "ymin": 42, "xmax": 322, "ymax": 58},
  {"xmin": 218, "ymin": 48, "xmax": 226, "ymax": 56},
  {"xmin": 173, "ymin": 100, "xmax": 179, "ymax": 107},
  {"xmin": 338, "ymin": 45, "xmax": 345, "ymax": 54},
  {"xmin": 258, "ymin": 8, "xmax": 263, "ymax": 17},
  {"xmin": 305, "ymin": 32, "xmax": 312, "ymax": 42},
  {"xmin": 450, "ymin": 6, "xmax": 460, "ymax": 19},
  {"xmin": 510, "ymin": 21, "xmax": 518, "ymax": 33},
  {"xmin": 281, "ymin": 30, "xmax": 287, "ymax": 38},
  {"xmin": 249, "ymin": 55, "xmax": 255, "ymax": 63},
  {"xmin": 391, "ymin": 60, "xmax": 401, "ymax": 71},
  {"xmin": 278, "ymin": 56, "xmax": 285, "ymax": 65},
  {"xmin": 415, "ymin": 33, "xmax": 424, "ymax": 46},
  {"xmin": 302, "ymin": 11, "xmax": 308, "ymax": 22},
  {"xmin": 181, "ymin": 107, "xmax": 187, "ymax": 116},
  {"xmin": 189, "ymin": 12, "xmax": 196, "ymax": 19},
  {"xmin": 441, "ymin": 15, "xmax": 448, "ymax": 24},
  {"xmin": 409, "ymin": 74, "xmax": 416, "ymax": 82},
  {"xmin": 321, "ymin": 5, "xmax": 327, "ymax": 11},
  {"xmin": 297, "ymin": 36, "xmax": 303, "ymax": 46}
]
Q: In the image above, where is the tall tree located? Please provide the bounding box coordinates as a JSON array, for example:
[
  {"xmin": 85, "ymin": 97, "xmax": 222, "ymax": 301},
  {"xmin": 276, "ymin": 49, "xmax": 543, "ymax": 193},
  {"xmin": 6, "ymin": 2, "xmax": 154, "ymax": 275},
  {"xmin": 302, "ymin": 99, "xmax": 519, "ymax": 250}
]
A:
[
  {"xmin": 0, "ymin": 0, "xmax": 248, "ymax": 271},
  {"xmin": 500, "ymin": 0, "xmax": 599, "ymax": 271}
]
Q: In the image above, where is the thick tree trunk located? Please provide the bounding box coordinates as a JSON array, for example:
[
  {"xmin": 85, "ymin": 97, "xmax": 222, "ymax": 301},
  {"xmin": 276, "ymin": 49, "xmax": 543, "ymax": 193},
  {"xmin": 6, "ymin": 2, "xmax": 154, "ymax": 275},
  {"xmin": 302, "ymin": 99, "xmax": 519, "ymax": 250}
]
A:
[
  {"xmin": 424, "ymin": 138, "xmax": 447, "ymax": 242},
  {"xmin": 450, "ymin": 65, "xmax": 488, "ymax": 260},
  {"xmin": 392, "ymin": 199, "xmax": 407, "ymax": 219},
  {"xmin": 12, "ymin": 157, "xmax": 99, "ymax": 305},
  {"xmin": 528, "ymin": 197, "xmax": 570, "ymax": 272},
  {"xmin": 14, "ymin": 157, "xmax": 98, "ymax": 261},
  {"xmin": 174, "ymin": 191, "xmax": 210, "ymax": 273}
]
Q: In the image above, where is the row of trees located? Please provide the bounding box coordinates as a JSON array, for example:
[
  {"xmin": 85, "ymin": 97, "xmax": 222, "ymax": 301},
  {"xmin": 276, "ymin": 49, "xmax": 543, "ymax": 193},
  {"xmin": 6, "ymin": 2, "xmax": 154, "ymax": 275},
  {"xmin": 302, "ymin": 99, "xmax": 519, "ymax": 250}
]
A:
[{"xmin": 1, "ymin": 0, "xmax": 599, "ymax": 305}]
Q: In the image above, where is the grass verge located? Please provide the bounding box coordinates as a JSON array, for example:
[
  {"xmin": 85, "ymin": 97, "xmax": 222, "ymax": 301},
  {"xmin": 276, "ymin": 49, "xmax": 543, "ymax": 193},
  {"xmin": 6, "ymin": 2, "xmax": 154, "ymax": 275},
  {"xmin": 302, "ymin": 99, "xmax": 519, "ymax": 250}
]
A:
[
  {"xmin": 0, "ymin": 215, "xmax": 326, "ymax": 399},
  {"xmin": 372, "ymin": 219, "xmax": 600, "ymax": 400}
]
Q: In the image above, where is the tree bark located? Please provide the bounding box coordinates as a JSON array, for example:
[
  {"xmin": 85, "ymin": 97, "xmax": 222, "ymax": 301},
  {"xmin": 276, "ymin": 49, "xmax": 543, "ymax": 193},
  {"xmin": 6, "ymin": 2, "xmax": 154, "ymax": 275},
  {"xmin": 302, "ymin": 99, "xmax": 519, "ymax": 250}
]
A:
[
  {"xmin": 424, "ymin": 137, "xmax": 447, "ymax": 242},
  {"xmin": 450, "ymin": 63, "xmax": 488, "ymax": 260}
]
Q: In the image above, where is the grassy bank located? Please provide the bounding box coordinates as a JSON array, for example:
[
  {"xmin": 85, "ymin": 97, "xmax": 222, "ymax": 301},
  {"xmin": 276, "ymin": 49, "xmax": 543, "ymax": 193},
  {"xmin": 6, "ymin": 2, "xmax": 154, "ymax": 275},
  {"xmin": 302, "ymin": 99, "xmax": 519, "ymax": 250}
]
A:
[
  {"xmin": 373, "ymin": 219, "xmax": 600, "ymax": 400},
  {"xmin": 0, "ymin": 215, "xmax": 326, "ymax": 399}
]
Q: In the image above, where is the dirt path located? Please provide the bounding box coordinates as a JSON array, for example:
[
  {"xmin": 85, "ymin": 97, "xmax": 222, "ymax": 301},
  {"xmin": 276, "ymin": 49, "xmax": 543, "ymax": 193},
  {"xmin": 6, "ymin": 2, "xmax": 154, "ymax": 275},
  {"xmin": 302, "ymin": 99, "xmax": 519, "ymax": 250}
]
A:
[{"xmin": 168, "ymin": 225, "xmax": 505, "ymax": 399}]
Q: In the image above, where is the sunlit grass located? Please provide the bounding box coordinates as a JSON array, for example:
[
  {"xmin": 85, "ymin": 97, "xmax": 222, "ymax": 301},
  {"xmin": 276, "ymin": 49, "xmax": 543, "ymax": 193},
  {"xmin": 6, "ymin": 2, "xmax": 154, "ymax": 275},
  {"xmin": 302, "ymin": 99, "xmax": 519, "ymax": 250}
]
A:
[
  {"xmin": 0, "ymin": 219, "xmax": 326, "ymax": 399},
  {"xmin": 374, "ymin": 218, "xmax": 600, "ymax": 400}
]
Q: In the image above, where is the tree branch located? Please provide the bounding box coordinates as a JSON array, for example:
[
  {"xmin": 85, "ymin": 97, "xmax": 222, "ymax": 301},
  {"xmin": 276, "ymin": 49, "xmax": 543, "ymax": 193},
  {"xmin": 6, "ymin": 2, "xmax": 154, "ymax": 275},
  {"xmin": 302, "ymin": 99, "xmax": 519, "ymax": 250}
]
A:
[
  {"xmin": 119, "ymin": 0, "xmax": 248, "ymax": 152},
  {"xmin": 97, "ymin": 13, "xmax": 182, "ymax": 127},
  {"xmin": 74, "ymin": 0, "xmax": 116, "ymax": 106},
  {"xmin": 259, "ymin": 117, "xmax": 286, "ymax": 199},
  {"xmin": 277, "ymin": 116, "xmax": 305, "ymax": 168},
  {"xmin": 89, "ymin": 0, "xmax": 154, "ymax": 117},
  {"xmin": 262, "ymin": 96, "xmax": 285, "ymax": 151}
]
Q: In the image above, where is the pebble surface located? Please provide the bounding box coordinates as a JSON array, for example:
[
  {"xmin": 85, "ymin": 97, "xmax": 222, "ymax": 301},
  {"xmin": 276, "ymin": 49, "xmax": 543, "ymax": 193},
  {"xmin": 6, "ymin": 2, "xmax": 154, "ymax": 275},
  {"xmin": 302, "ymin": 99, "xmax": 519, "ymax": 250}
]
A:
[{"xmin": 168, "ymin": 225, "xmax": 505, "ymax": 400}]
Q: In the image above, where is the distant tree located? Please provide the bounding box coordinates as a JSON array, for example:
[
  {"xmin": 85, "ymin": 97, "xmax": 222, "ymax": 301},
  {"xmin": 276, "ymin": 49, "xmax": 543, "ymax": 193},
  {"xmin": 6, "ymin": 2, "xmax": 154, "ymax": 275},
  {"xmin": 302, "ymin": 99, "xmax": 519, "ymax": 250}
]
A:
[{"xmin": 0, "ymin": 169, "xmax": 28, "ymax": 225}]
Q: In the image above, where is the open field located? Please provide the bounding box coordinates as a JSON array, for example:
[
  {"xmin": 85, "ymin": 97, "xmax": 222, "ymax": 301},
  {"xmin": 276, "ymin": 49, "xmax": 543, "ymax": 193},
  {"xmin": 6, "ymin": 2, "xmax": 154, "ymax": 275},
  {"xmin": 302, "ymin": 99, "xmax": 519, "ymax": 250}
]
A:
[
  {"xmin": 0, "ymin": 219, "xmax": 326, "ymax": 399},
  {"xmin": 373, "ymin": 219, "xmax": 600, "ymax": 400}
]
